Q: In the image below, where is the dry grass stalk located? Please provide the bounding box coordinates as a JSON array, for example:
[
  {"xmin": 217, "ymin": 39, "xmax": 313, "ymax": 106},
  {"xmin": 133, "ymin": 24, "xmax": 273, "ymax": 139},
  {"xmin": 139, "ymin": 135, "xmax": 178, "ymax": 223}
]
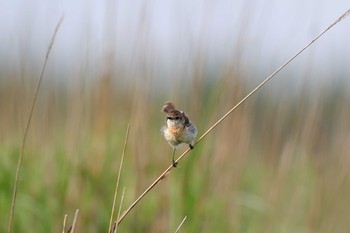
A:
[
  {"xmin": 67, "ymin": 209, "xmax": 79, "ymax": 233},
  {"xmin": 114, "ymin": 8, "xmax": 350, "ymax": 226},
  {"xmin": 113, "ymin": 187, "xmax": 126, "ymax": 233},
  {"xmin": 175, "ymin": 216, "xmax": 187, "ymax": 233},
  {"xmin": 62, "ymin": 214, "xmax": 68, "ymax": 233},
  {"xmin": 7, "ymin": 14, "xmax": 64, "ymax": 233},
  {"xmin": 108, "ymin": 125, "xmax": 130, "ymax": 232},
  {"xmin": 116, "ymin": 162, "xmax": 176, "ymax": 225}
]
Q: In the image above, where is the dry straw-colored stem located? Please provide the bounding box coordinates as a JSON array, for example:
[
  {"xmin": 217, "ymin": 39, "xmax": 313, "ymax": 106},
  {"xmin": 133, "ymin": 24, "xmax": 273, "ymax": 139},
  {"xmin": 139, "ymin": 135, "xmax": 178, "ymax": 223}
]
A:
[
  {"xmin": 67, "ymin": 209, "xmax": 79, "ymax": 233},
  {"xmin": 62, "ymin": 214, "xmax": 68, "ymax": 233},
  {"xmin": 175, "ymin": 216, "xmax": 187, "ymax": 233},
  {"xmin": 114, "ymin": 8, "xmax": 350, "ymax": 226},
  {"xmin": 110, "ymin": 187, "xmax": 126, "ymax": 233},
  {"xmin": 108, "ymin": 125, "xmax": 130, "ymax": 233},
  {"xmin": 7, "ymin": 14, "xmax": 64, "ymax": 233},
  {"xmin": 114, "ymin": 187, "xmax": 126, "ymax": 233}
]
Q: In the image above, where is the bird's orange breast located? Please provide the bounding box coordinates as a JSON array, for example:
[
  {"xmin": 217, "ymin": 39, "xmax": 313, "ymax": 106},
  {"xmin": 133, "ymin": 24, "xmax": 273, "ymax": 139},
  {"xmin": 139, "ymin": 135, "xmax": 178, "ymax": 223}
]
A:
[{"xmin": 168, "ymin": 125, "xmax": 185, "ymax": 138}]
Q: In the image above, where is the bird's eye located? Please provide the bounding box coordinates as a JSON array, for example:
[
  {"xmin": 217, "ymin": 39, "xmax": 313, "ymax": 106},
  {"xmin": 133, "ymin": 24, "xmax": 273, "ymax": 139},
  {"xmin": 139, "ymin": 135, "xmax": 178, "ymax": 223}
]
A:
[{"xmin": 175, "ymin": 117, "xmax": 180, "ymax": 120}]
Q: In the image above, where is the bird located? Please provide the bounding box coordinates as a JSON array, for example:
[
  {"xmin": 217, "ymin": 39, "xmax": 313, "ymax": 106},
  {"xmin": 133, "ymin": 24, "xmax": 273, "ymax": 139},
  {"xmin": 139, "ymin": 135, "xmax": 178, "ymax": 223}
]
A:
[{"xmin": 161, "ymin": 101, "xmax": 197, "ymax": 167}]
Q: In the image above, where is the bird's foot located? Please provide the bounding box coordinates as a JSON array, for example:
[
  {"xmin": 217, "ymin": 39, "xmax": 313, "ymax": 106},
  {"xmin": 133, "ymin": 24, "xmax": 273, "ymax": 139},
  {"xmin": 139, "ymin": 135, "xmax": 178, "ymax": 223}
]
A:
[{"xmin": 172, "ymin": 161, "xmax": 178, "ymax": 167}]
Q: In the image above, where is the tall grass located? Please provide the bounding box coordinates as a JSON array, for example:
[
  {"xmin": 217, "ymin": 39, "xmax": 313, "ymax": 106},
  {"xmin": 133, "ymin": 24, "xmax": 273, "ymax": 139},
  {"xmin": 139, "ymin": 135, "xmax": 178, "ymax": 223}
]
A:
[
  {"xmin": 2, "ymin": 7, "xmax": 350, "ymax": 233},
  {"xmin": 1, "ymin": 66, "xmax": 350, "ymax": 232}
]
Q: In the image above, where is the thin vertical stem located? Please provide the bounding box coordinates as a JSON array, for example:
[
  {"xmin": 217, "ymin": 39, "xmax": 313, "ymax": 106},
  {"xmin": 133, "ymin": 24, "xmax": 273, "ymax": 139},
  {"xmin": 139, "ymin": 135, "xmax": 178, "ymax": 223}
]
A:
[
  {"xmin": 108, "ymin": 125, "xmax": 130, "ymax": 232},
  {"xmin": 7, "ymin": 14, "xmax": 64, "ymax": 233}
]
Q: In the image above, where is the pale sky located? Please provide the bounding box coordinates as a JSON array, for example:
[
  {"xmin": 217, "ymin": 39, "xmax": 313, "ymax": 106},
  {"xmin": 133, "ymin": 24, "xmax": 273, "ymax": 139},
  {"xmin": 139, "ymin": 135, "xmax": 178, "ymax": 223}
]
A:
[{"xmin": 0, "ymin": 0, "xmax": 349, "ymax": 89}]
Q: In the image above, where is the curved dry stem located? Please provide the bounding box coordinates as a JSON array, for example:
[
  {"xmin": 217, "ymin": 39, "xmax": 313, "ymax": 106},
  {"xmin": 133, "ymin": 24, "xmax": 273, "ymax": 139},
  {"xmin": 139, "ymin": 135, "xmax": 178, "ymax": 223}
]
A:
[
  {"xmin": 7, "ymin": 14, "xmax": 64, "ymax": 233},
  {"xmin": 115, "ymin": 8, "xmax": 350, "ymax": 226}
]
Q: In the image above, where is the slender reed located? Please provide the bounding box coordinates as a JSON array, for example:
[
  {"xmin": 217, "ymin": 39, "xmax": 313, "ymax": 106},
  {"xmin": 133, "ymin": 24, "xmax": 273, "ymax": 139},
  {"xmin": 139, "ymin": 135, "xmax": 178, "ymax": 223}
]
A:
[
  {"xmin": 7, "ymin": 14, "xmax": 64, "ymax": 233},
  {"xmin": 108, "ymin": 125, "xmax": 130, "ymax": 232},
  {"xmin": 175, "ymin": 216, "xmax": 187, "ymax": 233},
  {"xmin": 62, "ymin": 214, "xmax": 68, "ymax": 233},
  {"xmin": 68, "ymin": 209, "xmax": 79, "ymax": 233},
  {"xmin": 114, "ymin": 8, "xmax": 349, "ymax": 226},
  {"xmin": 114, "ymin": 187, "xmax": 126, "ymax": 233},
  {"xmin": 113, "ymin": 8, "xmax": 350, "ymax": 226}
]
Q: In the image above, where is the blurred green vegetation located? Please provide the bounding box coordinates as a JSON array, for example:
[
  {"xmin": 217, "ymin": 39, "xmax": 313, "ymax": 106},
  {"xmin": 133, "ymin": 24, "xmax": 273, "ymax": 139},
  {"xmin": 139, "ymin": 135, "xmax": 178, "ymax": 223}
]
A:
[{"xmin": 1, "ymin": 70, "xmax": 350, "ymax": 233}]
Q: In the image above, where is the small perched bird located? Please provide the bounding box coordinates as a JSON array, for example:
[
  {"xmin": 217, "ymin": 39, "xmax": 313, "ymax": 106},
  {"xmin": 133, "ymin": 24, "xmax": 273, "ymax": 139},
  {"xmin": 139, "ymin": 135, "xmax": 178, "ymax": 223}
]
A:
[{"xmin": 161, "ymin": 101, "xmax": 197, "ymax": 167}]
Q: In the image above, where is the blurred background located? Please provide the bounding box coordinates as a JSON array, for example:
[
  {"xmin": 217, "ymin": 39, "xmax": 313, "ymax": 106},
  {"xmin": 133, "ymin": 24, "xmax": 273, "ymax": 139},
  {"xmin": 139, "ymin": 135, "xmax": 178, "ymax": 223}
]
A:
[{"xmin": 1, "ymin": 0, "xmax": 350, "ymax": 232}]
